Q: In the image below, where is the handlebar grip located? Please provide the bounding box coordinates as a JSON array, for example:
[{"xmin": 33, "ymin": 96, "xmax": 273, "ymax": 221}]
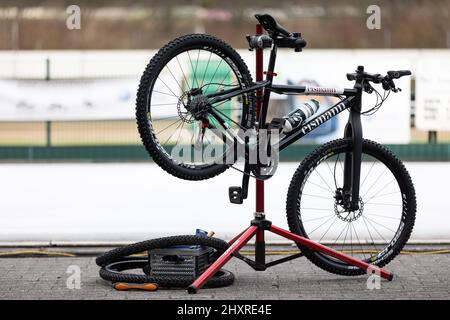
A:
[
  {"xmin": 387, "ymin": 70, "xmax": 411, "ymax": 79},
  {"xmin": 347, "ymin": 73, "xmax": 357, "ymax": 81}
]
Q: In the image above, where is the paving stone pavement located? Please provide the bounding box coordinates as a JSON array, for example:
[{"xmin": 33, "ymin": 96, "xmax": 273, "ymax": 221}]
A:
[{"xmin": 0, "ymin": 250, "xmax": 449, "ymax": 300}]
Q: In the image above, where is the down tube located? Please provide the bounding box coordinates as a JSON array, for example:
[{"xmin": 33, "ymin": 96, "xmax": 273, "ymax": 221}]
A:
[{"xmin": 279, "ymin": 97, "xmax": 353, "ymax": 151}]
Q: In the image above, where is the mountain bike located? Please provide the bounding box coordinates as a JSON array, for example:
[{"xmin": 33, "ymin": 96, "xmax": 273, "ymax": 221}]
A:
[{"xmin": 135, "ymin": 13, "xmax": 416, "ymax": 276}]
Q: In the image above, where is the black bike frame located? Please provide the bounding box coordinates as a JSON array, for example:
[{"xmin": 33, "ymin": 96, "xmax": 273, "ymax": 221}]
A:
[{"xmin": 207, "ymin": 45, "xmax": 364, "ymax": 210}]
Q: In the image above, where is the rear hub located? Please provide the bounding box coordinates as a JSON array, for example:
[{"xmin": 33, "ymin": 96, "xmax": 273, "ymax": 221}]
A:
[{"xmin": 185, "ymin": 88, "xmax": 212, "ymax": 120}]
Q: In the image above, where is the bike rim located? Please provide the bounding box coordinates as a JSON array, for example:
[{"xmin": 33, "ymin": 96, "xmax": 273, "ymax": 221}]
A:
[
  {"xmin": 297, "ymin": 149, "xmax": 406, "ymax": 265},
  {"xmin": 145, "ymin": 47, "xmax": 250, "ymax": 168}
]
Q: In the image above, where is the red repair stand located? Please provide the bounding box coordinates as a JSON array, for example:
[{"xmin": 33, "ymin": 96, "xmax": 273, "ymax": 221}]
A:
[{"xmin": 187, "ymin": 24, "xmax": 393, "ymax": 294}]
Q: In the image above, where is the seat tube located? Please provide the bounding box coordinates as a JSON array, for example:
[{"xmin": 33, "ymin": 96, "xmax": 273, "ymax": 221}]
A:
[{"xmin": 258, "ymin": 45, "xmax": 277, "ymax": 129}]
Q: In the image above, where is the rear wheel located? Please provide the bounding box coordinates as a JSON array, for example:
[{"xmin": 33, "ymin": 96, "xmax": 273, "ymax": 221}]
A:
[
  {"xmin": 136, "ymin": 34, "xmax": 254, "ymax": 181},
  {"xmin": 286, "ymin": 138, "xmax": 416, "ymax": 275}
]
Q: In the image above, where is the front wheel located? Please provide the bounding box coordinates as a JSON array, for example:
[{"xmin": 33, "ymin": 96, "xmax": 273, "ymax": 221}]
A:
[{"xmin": 286, "ymin": 138, "xmax": 416, "ymax": 276}]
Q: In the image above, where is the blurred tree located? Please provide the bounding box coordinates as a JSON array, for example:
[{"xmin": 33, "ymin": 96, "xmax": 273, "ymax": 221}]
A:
[{"xmin": 0, "ymin": 0, "xmax": 449, "ymax": 49}]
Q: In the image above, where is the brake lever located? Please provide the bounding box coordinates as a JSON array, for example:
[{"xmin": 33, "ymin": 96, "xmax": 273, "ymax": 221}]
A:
[
  {"xmin": 382, "ymin": 77, "xmax": 402, "ymax": 92},
  {"xmin": 363, "ymin": 82, "xmax": 374, "ymax": 94}
]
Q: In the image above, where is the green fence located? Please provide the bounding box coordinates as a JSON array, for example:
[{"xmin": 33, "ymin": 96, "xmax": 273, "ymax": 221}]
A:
[{"xmin": 1, "ymin": 143, "xmax": 449, "ymax": 162}]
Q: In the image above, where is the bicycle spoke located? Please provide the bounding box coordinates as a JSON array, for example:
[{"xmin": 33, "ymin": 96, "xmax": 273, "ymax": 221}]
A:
[
  {"xmin": 194, "ymin": 49, "xmax": 201, "ymax": 86},
  {"xmin": 162, "ymin": 120, "xmax": 184, "ymax": 145},
  {"xmin": 362, "ymin": 216, "xmax": 390, "ymax": 244},
  {"xmin": 157, "ymin": 76, "xmax": 179, "ymax": 98},
  {"xmin": 364, "ymin": 202, "xmax": 401, "ymax": 207},
  {"xmin": 301, "ymin": 193, "xmax": 331, "ymax": 200},
  {"xmin": 212, "ymin": 107, "xmax": 246, "ymax": 130},
  {"xmin": 314, "ymin": 169, "xmax": 335, "ymax": 195},
  {"xmin": 175, "ymin": 55, "xmax": 190, "ymax": 91},
  {"xmin": 204, "ymin": 59, "xmax": 223, "ymax": 91},
  {"xmin": 364, "ymin": 216, "xmax": 397, "ymax": 234},
  {"xmin": 366, "ymin": 190, "xmax": 400, "ymax": 200},
  {"xmin": 364, "ymin": 178, "xmax": 396, "ymax": 202},
  {"xmin": 175, "ymin": 120, "xmax": 187, "ymax": 146},
  {"xmin": 164, "ymin": 64, "xmax": 184, "ymax": 92},
  {"xmin": 152, "ymin": 115, "xmax": 186, "ymax": 121},
  {"xmin": 325, "ymin": 160, "xmax": 336, "ymax": 186},
  {"xmin": 341, "ymin": 223, "xmax": 351, "ymax": 252},
  {"xmin": 155, "ymin": 119, "xmax": 182, "ymax": 135},
  {"xmin": 302, "ymin": 214, "xmax": 335, "ymax": 223},
  {"xmin": 153, "ymin": 89, "xmax": 179, "ymax": 98},
  {"xmin": 151, "ymin": 103, "xmax": 178, "ymax": 107},
  {"xmin": 308, "ymin": 215, "xmax": 337, "ymax": 236},
  {"xmin": 350, "ymin": 221, "xmax": 367, "ymax": 260},
  {"xmin": 362, "ymin": 215, "xmax": 379, "ymax": 254},
  {"xmin": 364, "ymin": 213, "xmax": 400, "ymax": 220},
  {"xmin": 187, "ymin": 50, "xmax": 200, "ymax": 88},
  {"xmin": 349, "ymin": 222, "xmax": 353, "ymax": 255},
  {"xmin": 217, "ymin": 68, "xmax": 233, "ymax": 88},
  {"xmin": 200, "ymin": 51, "xmax": 213, "ymax": 87},
  {"xmin": 305, "ymin": 180, "xmax": 335, "ymax": 195},
  {"xmin": 212, "ymin": 100, "xmax": 230, "ymax": 109},
  {"xmin": 220, "ymin": 108, "xmax": 243, "ymax": 111},
  {"xmin": 360, "ymin": 159, "xmax": 376, "ymax": 190},
  {"xmin": 301, "ymin": 207, "xmax": 334, "ymax": 211},
  {"xmin": 333, "ymin": 222, "xmax": 350, "ymax": 245},
  {"xmin": 361, "ymin": 166, "xmax": 387, "ymax": 198},
  {"xmin": 318, "ymin": 216, "xmax": 339, "ymax": 242}
]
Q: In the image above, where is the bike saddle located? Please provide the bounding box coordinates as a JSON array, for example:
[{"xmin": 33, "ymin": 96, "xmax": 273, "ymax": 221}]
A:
[
  {"xmin": 255, "ymin": 13, "xmax": 292, "ymax": 36},
  {"xmin": 254, "ymin": 13, "xmax": 307, "ymax": 52}
]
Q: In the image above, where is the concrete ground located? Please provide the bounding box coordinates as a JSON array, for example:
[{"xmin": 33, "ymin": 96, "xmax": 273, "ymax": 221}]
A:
[{"xmin": 0, "ymin": 245, "xmax": 449, "ymax": 300}]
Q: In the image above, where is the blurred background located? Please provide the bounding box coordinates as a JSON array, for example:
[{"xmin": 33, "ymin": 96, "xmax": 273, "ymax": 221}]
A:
[{"xmin": 0, "ymin": 0, "xmax": 449, "ymax": 244}]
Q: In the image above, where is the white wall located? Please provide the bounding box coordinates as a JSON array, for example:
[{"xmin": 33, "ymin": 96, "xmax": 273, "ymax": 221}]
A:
[
  {"xmin": 3, "ymin": 49, "xmax": 448, "ymax": 143},
  {"xmin": 0, "ymin": 162, "xmax": 447, "ymax": 245}
]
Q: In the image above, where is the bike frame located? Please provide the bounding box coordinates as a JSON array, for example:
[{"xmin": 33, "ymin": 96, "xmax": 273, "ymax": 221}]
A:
[
  {"xmin": 187, "ymin": 25, "xmax": 394, "ymax": 293},
  {"xmin": 207, "ymin": 45, "xmax": 365, "ymax": 210}
]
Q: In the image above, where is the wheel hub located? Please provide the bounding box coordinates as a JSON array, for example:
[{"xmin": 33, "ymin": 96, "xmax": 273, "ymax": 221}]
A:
[
  {"xmin": 334, "ymin": 196, "xmax": 364, "ymax": 222},
  {"xmin": 185, "ymin": 89, "xmax": 211, "ymax": 120}
]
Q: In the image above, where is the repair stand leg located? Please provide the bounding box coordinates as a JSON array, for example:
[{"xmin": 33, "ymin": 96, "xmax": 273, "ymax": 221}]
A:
[
  {"xmin": 255, "ymin": 226, "xmax": 266, "ymax": 270},
  {"xmin": 269, "ymin": 224, "xmax": 394, "ymax": 280},
  {"xmin": 228, "ymin": 226, "xmax": 250, "ymax": 246},
  {"xmin": 188, "ymin": 226, "xmax": 258, "ymax": 293}
]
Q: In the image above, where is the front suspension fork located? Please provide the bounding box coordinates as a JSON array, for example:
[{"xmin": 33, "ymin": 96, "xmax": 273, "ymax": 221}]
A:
[{"xmin": 343, "ymin": 107, "xmax": 363, "ymax": 211}]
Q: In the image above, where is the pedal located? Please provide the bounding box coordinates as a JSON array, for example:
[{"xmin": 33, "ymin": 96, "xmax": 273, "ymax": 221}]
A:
[{"xmin": 229, "ymin": 186, "xmax": 243, "ymax": 204}]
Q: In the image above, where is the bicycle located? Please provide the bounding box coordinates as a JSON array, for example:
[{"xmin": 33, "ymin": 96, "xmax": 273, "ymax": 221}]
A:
[{"xmin": 135, "ymin": 13, "xmax": 416, "ymax": 279}]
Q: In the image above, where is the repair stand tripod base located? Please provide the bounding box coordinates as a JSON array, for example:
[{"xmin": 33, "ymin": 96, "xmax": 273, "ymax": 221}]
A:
[{"xmin": 187, "ymin": 215, "xmax": 394, "ymax": 294}]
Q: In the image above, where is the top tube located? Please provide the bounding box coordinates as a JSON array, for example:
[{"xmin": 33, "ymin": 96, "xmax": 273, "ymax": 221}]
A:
[{"xmin": 269, "ymin": 84, "xmax": 358, "ymax": 97}]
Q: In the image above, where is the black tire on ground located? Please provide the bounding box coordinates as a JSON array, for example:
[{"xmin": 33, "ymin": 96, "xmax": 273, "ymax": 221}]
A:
[
  {"xmin": 96, "ymin": 235, "xmax": 234, "ymax": 288},
  {"xmin": 286, "ymin": 138, "xmax": 416, "ymax": 276}
]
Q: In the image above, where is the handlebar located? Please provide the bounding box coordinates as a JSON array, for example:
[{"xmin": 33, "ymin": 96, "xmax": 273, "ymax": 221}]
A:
[{"xmin": 346, "ymin": 66, "xmax": 411, "ymax": 93}]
